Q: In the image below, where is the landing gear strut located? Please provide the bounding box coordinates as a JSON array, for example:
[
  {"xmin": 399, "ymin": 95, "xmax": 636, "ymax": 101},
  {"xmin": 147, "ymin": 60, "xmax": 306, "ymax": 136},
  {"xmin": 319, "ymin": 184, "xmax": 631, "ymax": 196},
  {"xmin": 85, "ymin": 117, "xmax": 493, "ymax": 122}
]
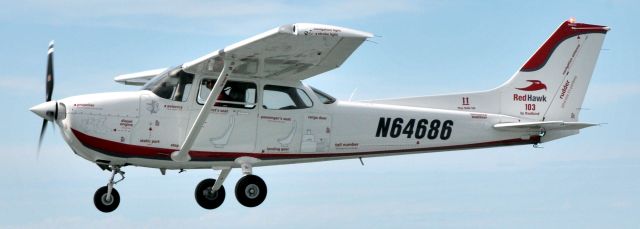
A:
[{"xmin": 94, "ymin": 166, "xmax": 125, "ymax": 213}]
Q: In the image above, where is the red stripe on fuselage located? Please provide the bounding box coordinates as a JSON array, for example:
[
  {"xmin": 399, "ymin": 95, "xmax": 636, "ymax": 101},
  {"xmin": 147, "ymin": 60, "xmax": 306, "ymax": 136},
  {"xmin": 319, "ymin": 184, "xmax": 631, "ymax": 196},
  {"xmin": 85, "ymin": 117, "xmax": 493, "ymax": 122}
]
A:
[{"xmin": 71, "ymin": 128, "xmax": 540, "ymax": 161}]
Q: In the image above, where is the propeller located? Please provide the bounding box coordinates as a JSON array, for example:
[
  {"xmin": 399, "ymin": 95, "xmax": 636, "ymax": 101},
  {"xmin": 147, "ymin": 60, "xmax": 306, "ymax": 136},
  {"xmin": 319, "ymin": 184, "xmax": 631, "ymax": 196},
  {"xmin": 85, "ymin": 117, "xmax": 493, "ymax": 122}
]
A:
[{"xmin": 35, "ymin": 41, "xmax": 56, "ymax": 153}]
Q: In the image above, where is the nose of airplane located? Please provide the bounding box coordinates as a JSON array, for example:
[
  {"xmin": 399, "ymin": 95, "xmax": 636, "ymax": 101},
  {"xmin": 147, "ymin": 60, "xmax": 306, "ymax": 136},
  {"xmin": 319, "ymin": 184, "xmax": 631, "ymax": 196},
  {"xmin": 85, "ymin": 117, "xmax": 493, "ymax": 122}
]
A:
[{"xmin": 30, "ymin": 101, "xmax": 57, "ymax": 121}]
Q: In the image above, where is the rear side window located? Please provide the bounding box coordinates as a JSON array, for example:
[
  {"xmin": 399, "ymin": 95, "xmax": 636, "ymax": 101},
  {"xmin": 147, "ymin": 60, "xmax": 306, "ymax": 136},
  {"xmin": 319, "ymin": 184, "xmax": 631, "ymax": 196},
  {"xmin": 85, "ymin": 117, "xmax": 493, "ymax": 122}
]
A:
[{"xmin": 263, "ymin": 85, "xmax": 313, "ymax": 110}]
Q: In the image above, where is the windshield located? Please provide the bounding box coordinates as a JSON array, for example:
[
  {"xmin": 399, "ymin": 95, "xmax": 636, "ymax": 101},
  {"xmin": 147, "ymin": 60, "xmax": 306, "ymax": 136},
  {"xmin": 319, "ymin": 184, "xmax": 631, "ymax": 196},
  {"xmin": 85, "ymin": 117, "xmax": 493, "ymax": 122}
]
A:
[{"xmin": 142, "ymin": 66, "xmax": 194, "ymax": 101}]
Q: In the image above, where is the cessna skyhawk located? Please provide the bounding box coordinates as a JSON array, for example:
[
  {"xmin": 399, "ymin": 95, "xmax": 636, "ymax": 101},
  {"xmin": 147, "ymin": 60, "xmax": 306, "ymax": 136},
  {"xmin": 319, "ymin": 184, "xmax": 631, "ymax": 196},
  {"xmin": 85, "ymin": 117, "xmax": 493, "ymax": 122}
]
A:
[{"xmin": 30, "ymin": 19, "xmax": 609, "ymax": 212}]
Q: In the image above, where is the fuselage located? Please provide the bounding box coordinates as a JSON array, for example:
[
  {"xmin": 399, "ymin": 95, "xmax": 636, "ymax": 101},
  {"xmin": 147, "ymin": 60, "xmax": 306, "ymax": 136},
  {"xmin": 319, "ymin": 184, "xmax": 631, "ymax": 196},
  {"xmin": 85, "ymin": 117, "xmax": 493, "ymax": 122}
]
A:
[{"xmin": 54, "ymin": 74, "xmax": 538, "ymax": 170}]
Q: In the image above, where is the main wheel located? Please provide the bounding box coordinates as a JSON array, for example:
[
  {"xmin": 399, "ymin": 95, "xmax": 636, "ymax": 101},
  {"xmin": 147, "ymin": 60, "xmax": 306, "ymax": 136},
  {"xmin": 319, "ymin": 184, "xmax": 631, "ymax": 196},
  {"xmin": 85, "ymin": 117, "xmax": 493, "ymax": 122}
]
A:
[
  {"xmin": 235, "ymin": 175, "xmax": 267, "ymax": 207},
  {"xmin": 194, "ymin": 179, "xmax": 226, "ymax": 209},
  {"xmin": 93, "ymin": 186, "xmax": 120, "ymax": 213}
]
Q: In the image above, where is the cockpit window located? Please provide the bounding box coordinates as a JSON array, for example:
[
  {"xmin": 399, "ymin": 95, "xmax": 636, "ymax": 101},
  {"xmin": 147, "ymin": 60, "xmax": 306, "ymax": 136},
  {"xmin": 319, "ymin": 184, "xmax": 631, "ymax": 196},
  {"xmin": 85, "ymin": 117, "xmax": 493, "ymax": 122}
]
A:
[
  {"xmin": 142, "ymin": 67, "xmax": 194, "ymax": 102},
  {"xmin": 310, "ymin": 86, "xmax": 336, "ymax": 104},
  {"xmin": 263, "ymin": 85, "xmax": 313, "ymax": 110},
  {"xmin": 197, "ymin": 79, "xmax": 257, "ymax": 109}
]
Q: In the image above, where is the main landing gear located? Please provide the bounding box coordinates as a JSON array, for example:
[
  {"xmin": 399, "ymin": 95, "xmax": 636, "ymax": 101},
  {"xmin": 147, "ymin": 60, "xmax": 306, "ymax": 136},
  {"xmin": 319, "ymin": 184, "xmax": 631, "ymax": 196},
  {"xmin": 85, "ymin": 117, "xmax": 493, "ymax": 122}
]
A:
[
  {"xmin": 94, "ymin": 165, "xmax": 125, "ymax": 213},
  {"xmin": 234, "ymin": 174, "xmax": 267, "ymax": 207},
  {"xmin": 194, "ymin": 168, "xmax": 230, "ymax": 209},
  {"xmin": 194, "ymin": 163, "xmax": 267, "ymax": 210},
  {"xmin": 91, "ymin": 164, "xmax": 268, "ymax": 212}
]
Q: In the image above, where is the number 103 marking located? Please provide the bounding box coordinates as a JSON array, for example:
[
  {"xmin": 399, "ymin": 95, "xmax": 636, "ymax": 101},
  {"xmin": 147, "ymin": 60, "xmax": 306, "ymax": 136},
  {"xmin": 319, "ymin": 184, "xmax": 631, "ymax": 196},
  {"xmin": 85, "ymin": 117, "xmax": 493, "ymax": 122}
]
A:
[{"xmin": 525, "ymin": 104, "xmax": 536, "ymax": 111}]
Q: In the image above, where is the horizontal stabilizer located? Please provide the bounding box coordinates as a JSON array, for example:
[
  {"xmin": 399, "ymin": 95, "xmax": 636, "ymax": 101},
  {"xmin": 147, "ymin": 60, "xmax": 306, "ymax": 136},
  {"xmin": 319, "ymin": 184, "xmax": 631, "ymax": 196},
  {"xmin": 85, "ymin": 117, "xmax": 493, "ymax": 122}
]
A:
[
  {"xmin": 493, "ymin": 121, "xmax": 597, "ymax": 132},
  {"xmin": 114, "ymin": 68, "xmax": 168, "ymax": 85}
]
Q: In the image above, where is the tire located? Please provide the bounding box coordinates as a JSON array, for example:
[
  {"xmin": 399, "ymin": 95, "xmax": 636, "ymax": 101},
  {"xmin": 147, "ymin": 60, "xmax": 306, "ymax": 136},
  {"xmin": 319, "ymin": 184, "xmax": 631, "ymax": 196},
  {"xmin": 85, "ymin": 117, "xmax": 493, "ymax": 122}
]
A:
[
  {"xmin": 194, "ymin": 179, "xmax": 226, "ymax": 209},
  {"xmin": 93, "ymin": 186, "xmax": 120, "ymax": 213},
  {"xmin": 235, "ymin": 175, "xmax": 267, "ymax": 207}
]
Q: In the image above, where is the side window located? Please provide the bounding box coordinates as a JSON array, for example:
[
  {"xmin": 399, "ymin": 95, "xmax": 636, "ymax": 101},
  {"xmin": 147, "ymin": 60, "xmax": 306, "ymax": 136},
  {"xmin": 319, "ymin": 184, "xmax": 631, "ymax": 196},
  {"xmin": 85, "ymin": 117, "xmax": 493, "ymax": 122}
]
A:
[
  {"xmin": 174, "ymin": 82, "xmax": 192, "ymax": 102},
  {"xmin": 197, "ymin": 79, "xmax": 257, "ymax": 109},
  {"xmin": 263, "ymin": 85, "xmax": 313, "ymax": 110}
]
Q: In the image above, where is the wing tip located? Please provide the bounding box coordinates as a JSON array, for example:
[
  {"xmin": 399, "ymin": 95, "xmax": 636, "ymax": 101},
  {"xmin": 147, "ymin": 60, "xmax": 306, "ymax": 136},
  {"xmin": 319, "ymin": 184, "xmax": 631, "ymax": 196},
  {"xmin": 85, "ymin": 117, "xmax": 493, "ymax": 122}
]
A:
[{"xmin": 284, "ymin": 23, "xmax": 373, "ymax": 38}]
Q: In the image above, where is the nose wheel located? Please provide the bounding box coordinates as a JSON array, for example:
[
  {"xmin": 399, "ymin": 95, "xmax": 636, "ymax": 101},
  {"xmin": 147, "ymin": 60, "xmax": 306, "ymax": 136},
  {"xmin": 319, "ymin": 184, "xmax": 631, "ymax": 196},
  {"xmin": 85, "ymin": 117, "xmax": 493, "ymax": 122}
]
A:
[
  {"xmin": 235, "ymin": 175, "xmax": 267, "ymax": 207},
  {"xmin": 94, "ymin": 165, "xmax": 125, "ymax": 213},
  {"xmin": 94, "ymin": 186, "xmax": 120, "ymax": 212}
]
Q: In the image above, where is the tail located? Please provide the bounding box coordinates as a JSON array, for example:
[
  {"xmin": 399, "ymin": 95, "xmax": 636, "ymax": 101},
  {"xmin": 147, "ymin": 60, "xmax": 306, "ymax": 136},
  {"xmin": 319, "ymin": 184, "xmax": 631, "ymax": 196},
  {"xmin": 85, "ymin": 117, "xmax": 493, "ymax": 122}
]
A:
[
  {"xmin": 370, "ymin": 19, "xmax": 609, "ymax": 122},
  {"xmin": 498, "ymin": 19, "xmax": 609, "ymax": 121}
]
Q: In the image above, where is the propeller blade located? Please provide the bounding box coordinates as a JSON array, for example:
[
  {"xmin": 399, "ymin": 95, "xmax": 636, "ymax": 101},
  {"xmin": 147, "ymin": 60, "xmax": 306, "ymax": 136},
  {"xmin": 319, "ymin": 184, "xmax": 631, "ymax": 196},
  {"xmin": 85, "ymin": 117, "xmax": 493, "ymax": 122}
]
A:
[
  {"xmin": 38, "ymin": 119, "xmax": 48, "ymax": 154},
  {"xmin": 46, "ymin": 41, "xmax": 54, "ymax": 102},
  {"xmin": 38, "ymin": 41, "xmax": 55, "ymax": 157}
]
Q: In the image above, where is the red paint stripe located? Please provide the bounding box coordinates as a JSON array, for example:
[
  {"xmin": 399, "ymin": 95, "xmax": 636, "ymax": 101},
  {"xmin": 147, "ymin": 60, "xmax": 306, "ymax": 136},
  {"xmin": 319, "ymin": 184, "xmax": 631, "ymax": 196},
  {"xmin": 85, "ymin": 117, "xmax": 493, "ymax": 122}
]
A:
[
  {"xmin": 521, "ymin": 20, "xmax": 608, "ymax": 72},
  {"xmin": 71, "ymin": 129, "xmax": 540, "ymax": 161}
]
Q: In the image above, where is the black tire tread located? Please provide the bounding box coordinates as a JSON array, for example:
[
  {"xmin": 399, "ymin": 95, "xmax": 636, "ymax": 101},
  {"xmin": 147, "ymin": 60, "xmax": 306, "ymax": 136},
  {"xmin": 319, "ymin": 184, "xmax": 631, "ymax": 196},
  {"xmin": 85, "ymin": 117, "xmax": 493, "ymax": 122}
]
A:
[{"xmin": 235, "ymin": 175, "xmax": 267, "ymax": 207}]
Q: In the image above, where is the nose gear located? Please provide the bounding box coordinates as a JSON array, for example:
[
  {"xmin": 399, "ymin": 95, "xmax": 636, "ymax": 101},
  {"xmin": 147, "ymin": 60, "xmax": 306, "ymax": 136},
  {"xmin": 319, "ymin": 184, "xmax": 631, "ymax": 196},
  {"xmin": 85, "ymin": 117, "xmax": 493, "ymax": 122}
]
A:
[{"xmin": 93, "ymin": 165, "xmax": 125, "ymax": 213}]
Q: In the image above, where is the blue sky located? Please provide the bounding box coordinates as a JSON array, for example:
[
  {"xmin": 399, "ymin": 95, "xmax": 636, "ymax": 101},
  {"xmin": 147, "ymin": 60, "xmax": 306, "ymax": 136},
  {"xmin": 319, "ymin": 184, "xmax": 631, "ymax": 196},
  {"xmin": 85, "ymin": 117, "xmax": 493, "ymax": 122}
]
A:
[{"xmin": 1, "ymin": 0, "xmax": 639, "ymax": 228}]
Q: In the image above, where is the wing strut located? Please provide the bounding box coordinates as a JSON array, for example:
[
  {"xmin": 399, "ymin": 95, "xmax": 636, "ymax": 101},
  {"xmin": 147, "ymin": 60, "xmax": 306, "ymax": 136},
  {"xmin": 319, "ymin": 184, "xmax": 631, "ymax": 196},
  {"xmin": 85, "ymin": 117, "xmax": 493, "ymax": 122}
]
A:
[{"xmin": 171, "ymin": 57, "xmax": 235, "ymax": 162}]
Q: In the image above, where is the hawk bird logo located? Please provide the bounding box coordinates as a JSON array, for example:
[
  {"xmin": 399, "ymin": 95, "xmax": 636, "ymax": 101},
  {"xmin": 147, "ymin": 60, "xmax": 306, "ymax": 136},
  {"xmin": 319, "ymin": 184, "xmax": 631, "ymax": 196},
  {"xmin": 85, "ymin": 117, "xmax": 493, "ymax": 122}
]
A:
[{"xmin": 516, "ymin": 80, "xmax": 547, "ymax": 91}]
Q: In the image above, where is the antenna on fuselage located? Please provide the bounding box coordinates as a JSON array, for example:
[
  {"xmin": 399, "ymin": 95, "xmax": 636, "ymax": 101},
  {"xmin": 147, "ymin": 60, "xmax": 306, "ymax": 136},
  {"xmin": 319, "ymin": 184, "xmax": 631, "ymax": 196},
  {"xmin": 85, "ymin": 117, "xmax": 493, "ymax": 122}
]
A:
[{"xmin": 348, "ymin": 87, "xmax": 358, "ymax": 102}]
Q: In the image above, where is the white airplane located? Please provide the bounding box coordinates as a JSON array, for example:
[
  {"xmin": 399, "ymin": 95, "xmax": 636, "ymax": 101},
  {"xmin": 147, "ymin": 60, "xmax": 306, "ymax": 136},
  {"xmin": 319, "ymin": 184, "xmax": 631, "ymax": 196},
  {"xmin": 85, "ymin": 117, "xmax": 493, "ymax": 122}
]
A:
[{"xmin": 31, "ymin": 19, "xmax": 609, "ymax": 212}]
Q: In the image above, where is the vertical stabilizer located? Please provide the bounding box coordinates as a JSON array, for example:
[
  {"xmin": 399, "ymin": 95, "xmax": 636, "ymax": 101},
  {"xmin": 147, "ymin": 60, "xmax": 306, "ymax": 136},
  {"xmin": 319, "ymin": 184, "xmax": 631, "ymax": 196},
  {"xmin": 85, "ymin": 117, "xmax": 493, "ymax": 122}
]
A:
[{"xmin": 498, "ymin": 20, "xmax": 609, "ymax": 121}]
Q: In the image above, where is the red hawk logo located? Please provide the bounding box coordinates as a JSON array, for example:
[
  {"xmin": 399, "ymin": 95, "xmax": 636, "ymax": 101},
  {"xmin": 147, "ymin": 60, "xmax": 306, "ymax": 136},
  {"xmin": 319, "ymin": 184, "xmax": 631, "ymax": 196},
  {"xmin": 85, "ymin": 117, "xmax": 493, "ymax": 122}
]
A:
[{"xmin": 516, "ymin": 80, "xmax": 547, "ymax": 91}]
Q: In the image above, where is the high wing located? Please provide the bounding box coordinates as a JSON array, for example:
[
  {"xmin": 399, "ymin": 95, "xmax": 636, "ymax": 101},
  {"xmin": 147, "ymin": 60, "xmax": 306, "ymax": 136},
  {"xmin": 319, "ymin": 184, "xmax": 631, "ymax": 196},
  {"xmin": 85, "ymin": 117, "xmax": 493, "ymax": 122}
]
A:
[
  {"xmin": 169, "ymin": 23, "xmax": 372, "ymax": 162},
  {"xmin": 181, "ymin": 23, "xmax": 373, "ymax": 80}
]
